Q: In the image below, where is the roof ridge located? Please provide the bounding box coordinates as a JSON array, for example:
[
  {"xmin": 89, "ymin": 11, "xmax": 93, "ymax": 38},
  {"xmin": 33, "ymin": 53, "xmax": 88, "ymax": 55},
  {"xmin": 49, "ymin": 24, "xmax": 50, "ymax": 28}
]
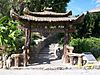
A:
[{"xmin": 23, "ymin": 7, "xmax": 72, "ymax": 17}]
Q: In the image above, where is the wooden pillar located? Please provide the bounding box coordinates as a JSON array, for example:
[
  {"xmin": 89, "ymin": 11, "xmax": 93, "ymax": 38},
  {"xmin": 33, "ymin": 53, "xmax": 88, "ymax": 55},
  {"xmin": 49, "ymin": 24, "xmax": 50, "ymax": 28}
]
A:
[
  {"xmin": 23, "ymin": 48, "xmax": 27, "ymax": 67},
  {"xmin": 63, "ymin": 29, "xmax": 69, "ymax": 63},
  {"xmin": 23, "ymin": 25, "xmax": 31, "ymax": 67}
]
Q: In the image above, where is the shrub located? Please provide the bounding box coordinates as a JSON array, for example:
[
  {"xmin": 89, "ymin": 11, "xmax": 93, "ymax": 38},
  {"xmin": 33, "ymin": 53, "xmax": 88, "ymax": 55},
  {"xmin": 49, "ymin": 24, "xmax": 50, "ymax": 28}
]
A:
[
  {"xmin": 0, "ymin": 16, "xmax": 24, "ymax": 55},
  {"xmin": 69, "ymin": 37, "xmax": 100, "ymax": 58},
  {"xmin": 97, "ymin": 57, "xmax": 100, "ymax": 61}
]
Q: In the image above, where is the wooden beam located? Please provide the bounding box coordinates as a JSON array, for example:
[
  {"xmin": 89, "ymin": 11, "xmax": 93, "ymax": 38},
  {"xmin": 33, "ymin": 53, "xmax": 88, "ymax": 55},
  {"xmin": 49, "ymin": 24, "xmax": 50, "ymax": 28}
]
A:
[
  {"xmin": 31, "ymin": 28, "xmax": 65, "ymax": 33},
  {"xmin": 17, "ymin": 25, "xmax": 75, "ymax": 33}
]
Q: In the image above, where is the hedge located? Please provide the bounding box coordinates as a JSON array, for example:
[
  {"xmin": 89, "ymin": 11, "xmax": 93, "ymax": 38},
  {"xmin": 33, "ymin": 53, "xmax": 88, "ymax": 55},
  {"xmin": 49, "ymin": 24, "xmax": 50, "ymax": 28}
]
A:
[{"xmin": 69, "ymin": 37, "xmax": 100, "ymax": 59}]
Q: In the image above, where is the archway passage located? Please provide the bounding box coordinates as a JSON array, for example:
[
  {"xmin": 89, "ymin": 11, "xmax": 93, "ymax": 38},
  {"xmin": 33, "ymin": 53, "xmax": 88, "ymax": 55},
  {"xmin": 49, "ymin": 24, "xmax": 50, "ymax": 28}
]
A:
[{"xmin": 10, "ymin": 8, "xmax": 84, "ymax": 66}]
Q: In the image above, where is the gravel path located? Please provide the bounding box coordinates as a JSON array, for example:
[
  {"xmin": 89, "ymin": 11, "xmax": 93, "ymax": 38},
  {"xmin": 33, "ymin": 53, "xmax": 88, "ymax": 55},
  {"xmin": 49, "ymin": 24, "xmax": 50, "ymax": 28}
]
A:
[{"xmin": 0, "ymin": 69, "xmax": 100, "ymax": 75}]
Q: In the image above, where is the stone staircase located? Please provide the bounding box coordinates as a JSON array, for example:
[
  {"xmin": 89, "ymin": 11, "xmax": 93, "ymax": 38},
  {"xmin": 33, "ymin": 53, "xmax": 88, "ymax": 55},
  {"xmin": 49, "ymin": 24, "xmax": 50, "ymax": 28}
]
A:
[
  {"xmin": 29, "ymin": 33, "xmax": 59, "ymax": 63},
  {"xmin": 33, "ymin": 43, "xmax": 59, "ymax": 64}
]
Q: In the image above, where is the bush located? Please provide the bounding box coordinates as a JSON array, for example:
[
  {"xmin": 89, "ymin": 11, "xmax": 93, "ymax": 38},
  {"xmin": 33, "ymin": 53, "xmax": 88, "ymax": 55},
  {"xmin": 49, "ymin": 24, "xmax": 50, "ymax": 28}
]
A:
[
  {"xmin": 0, "ymin": 16, "xmax": 24, "ymax": 55},
  {"xmin": 69, "ymin": 37, "xmax": 100, "ymax": 58},
  {"xmin": 97, "ymin": 57, "xmax": 100, "ymax": 61}
]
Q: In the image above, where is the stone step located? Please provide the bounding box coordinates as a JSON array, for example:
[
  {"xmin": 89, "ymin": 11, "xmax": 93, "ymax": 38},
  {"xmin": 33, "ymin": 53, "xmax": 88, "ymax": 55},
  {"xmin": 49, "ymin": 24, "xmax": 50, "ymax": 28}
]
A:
[
  {"xmin": 38, "ymin": 54, "xmax": 56, "ymax": 58},
  {"xmin": 39, "ymin": 51, "xmax": 54, "ymax": 54},
  {"xmin": 35, "ymin": 42, "xmax": 59, "ymax": 65},
  {"xmin": 10, "ymin": 65, "xmax": 68, "ymax": 70}
]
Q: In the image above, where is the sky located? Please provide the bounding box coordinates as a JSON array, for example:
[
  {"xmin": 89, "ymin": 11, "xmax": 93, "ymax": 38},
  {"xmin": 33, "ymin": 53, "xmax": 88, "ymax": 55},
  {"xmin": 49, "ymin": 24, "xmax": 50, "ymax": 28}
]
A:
[{"xmin": 67, "ymin": 0, "xmax": 100, "ymax": 15}]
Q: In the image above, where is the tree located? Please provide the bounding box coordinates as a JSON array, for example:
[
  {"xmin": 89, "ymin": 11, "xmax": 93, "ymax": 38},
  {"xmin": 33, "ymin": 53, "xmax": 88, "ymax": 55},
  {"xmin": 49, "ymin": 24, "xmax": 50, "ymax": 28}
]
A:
[
  {"xmin": 0, "ymin": 0, "xmax": 70, "ymax": 17},
  {"xmin": 0, "ymin": 0, "xmax": 11, "ymax": 17},
  {"xmin": 72, "ymin": 12, "xmax": 100, "ymax": 38},
  {"xmin": 28, "ymin": 0, "xmax": 70, "ymax": 12},
  {"xmin": 92, "ymin": 13, "xmax": 100, "ymax": 37}
]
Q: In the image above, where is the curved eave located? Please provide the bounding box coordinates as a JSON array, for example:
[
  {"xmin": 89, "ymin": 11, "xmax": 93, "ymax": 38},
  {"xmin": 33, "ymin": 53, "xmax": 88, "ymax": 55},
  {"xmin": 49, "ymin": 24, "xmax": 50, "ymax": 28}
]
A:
[
  {"xmin": 10, "ymin": 9, "xmax": 84, "ymax": 24},
  {"xmin": 74, "ymin": 14, "xmax": 85, "ymax": 24},
  {"xmin": 10, "ymin": 9, "xmax": 21, "ymax": 21},
  {"xmin": 19, "ymin": 15, "xmax": 77, "ymax": 22}
]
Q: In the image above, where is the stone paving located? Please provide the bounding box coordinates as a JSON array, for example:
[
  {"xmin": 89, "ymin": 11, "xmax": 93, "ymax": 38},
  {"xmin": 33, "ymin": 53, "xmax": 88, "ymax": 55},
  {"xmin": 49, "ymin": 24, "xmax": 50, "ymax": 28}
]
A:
[{"xmin": 0, "ymin": 69, "xmax": 100, "ymax": 75}]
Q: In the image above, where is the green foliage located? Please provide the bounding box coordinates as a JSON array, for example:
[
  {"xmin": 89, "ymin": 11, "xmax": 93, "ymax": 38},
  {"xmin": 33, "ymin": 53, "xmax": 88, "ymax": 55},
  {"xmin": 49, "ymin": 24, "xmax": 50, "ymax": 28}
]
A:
[
  {"xmin": 71, "ymin": 11, "xmax": 100, "ymax": 60},
  {"xmin": 0, "ymin": 0, "xmax": 70, "ymax": 17},
  {"xmin": 0, "ymin": 0, "xmax": 11, "ymax": 17},
  {"xmin": 55, "ymin": 33, "xmax": 64, "ymax": 44},
  {"xmin": 69, "ymin": 37, "xmax": 100, "ymax": 58},
  {"xmin": 0, "ymin": 16, "xmax": 24, "ymax": 55},
  {"xmin": 97, "ymin": 57, "xmax": 100, "ymax": 61},
  {"xmin": 73, "ymin": 13, "xmax": 100, "ymax": 38},
  {"xmin": 27, "ymin": 0, "xmax": 70, "ymax": 12}
]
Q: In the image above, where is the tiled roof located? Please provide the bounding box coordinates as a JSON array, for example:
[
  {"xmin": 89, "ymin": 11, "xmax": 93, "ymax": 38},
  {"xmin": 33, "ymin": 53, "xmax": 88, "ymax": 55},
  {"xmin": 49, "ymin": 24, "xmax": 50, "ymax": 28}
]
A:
[
  {"xmin": 20, "ymin": 15, "xmax": 77, "ymax": 22},
  {"xmin": 10, "ymin": 8, "xmax": 84, "ymax": 22}
]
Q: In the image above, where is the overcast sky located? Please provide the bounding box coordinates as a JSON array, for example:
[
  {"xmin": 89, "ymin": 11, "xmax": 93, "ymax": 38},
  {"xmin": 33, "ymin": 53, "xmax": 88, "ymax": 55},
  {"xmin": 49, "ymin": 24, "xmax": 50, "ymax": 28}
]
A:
[{"xmin": 67, "ymin": 0, "xmax": 100, "ymax": 15}]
